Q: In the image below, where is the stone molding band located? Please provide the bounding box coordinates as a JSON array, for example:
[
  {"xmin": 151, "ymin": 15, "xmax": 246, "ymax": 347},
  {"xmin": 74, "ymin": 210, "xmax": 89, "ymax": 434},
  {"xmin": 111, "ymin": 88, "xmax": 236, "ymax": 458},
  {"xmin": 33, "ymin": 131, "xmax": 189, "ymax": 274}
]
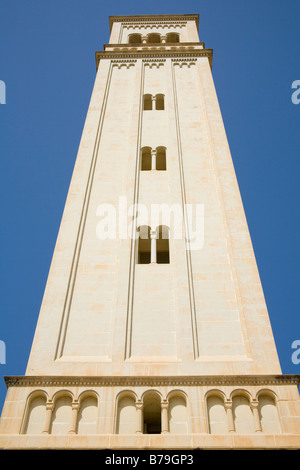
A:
[
  {"xmin": 95, "ymin": 50, "xmax": 213, "ymax": 69},
  {"xmin": 5, "ymin": 374, "xmax": 300, "ymax": 389}
]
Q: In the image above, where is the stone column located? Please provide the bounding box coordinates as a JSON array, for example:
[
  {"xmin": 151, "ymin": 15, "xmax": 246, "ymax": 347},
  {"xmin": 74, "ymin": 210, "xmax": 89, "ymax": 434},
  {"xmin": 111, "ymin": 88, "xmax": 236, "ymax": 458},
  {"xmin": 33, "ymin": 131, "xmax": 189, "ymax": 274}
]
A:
[
  {"xmin": 150, "ymin": 230, "xmax": 157, "ymax": 263},
  {"xmin": 151, "ymin": 149, "xmax": 156, "ymax": 170},
  {"xmin": 161, "ymin": 401, "xmax": 169, "ymax": 434},
  {"xmin": 152, "ymin": 95, "xmax": 156, "ymax": 113},
  {"xmin": 135, "ymin": 401, "xmax": 143, "ymax": 434},
  {"xmin": 42, "ymin": 401, "xmax": 54, "ymax": 434},
  {"xmin": 224, "ymin": 400, "xmax": 235, "ymax": 433},
  {"xmin": 251, "ymin": 400, "xmax": 262, "ymax": 432},
  {"xmin": 69, "ymin": 401, "xmax": 80, "ymax": 434}
]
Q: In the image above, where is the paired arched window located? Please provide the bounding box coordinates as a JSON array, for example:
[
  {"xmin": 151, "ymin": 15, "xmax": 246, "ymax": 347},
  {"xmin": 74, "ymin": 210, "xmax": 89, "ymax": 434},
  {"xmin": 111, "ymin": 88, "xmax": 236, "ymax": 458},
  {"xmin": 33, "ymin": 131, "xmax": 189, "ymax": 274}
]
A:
[
  {"xmin": 141, "ymin": 146, "xmax": 166, "ymax": 171},
  {"xmin": 137, "ymin": 225, "xmax": 170, "ymax": 264},
  {"xmin": 143, "ymin": 94, "xmax": 165, "ymax": 111}
]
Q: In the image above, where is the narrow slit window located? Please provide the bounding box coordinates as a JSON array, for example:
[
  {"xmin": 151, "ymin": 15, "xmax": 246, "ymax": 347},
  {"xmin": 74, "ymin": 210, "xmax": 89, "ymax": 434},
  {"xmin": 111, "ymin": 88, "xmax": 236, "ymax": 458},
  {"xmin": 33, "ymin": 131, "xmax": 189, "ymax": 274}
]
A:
[
  {"xmin": 156, "ymin": 225, "xmax": 170, "ymax": 264},
  {"xmin": 141, "ymin": 147, "xmax": 152, "ymax": 171},
  {"xmin": 143, "ymin": 94, "xmax": 153, "ymax": 110},
  {"xmin": 138, "ymin": 226, "xmax": 151, "ymax": 264},
  {"xmin": 156, "ymin": 147, "xmax": 166, "ymax": 170},
  {"xmin": 155, "ymin": 94, "xmax": 165, "ymax": 110}
]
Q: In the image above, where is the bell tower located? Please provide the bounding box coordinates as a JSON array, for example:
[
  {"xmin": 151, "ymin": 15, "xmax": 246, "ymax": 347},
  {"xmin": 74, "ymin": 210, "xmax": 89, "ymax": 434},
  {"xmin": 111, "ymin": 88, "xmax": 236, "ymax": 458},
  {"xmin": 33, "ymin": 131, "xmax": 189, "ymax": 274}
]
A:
[{"xmin": 1, "ymin": 14, "xmax": 300, "ymax": 449}]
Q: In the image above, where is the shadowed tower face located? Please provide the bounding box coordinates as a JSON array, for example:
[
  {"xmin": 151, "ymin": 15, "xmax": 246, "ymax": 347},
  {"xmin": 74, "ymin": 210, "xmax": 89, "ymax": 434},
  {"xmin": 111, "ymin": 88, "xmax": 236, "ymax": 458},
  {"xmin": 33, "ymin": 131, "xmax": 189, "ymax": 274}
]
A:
[{"xmin": 1, "ymin": 14, "xmax": 300, "ymax": 450}]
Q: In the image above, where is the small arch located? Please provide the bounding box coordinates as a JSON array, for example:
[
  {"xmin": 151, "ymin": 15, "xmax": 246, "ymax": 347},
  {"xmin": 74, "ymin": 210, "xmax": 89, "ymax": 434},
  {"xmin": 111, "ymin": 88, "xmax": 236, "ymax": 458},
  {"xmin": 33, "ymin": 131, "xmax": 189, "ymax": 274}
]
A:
[
  {"xmin": 206, "ymin": 393, "xmax": 228, "ymax": 434},
  {"xmin": 23, "ymin": 391, "xmax": 48, "ymax": 435},
  {"xmin": 156, "ymin": 146, "xmax": 166, "ymax": 170},
  {"xmin": 155, "ymin": 93, "xmax": 165, "ymax": 110},
  {"xmin": 142, "ymin": 390, "xmax": 162, "ymax": 434},
  {"xmin": 257, "ymin": 392, "xmax": 281, "ymax": 433},
  {"xmin": 77, "ymin": 393, "xmax": 98, "ymax": 435},
  {"xmin": 78, "ymin": 390, "xmax": 99, "ymax": 403},
  {"xmin": 141, "ymin": 146, "xmax": 152, "ymax": 170},
  {"xmin": 128, "ymin": 33, "xmax": 142, "ymax": 44},
  {"xmin": 206, "ymin": 389, "xmax": 227, "ymax": 401},
  {"xmin": 232, "ymin": 393, "xmax": 255, "ymax": 434},
  {"xmin": 51, "ymin": 389, "xmax": 74, "ymax": 405},
  {"xmin": 50, "ymin": 393, "xmax": 73, "ymax": 435},
  {"xmin": 156, "ymin": 225, "xmax": 170, "ymax": 264},
  {"xmin": 143, "ymin": 94, "xmax": 153, "ymax": 111},
  {"xmin": 137, "ymin": 225, "xmax": 151, "ymax": 264},
  {"xmin": 116, "ymin": 391, "xmax": 137, "ymax": 435},
  {"xmin": 167, "ymin": 391, "xmax": 187, "ymax": 434},
  {"xmin": 147, "ymin": 33, "xmax": 161, "ymax": 44},
  {"xmin": 166, "ymin": 33, "xmax": 180, "ymax": 43}
]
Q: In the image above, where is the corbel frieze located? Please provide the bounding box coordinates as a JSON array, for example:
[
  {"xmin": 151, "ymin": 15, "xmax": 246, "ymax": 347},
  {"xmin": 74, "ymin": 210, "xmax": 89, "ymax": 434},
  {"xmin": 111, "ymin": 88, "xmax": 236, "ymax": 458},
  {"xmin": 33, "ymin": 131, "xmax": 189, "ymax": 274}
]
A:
[
  {"xmin": 95, "ymin": 50, "xmax": 213, "ymax": 69},
  {"xmin": 111, "ymin": 59, "xmax": 137, "ymax": 69}
]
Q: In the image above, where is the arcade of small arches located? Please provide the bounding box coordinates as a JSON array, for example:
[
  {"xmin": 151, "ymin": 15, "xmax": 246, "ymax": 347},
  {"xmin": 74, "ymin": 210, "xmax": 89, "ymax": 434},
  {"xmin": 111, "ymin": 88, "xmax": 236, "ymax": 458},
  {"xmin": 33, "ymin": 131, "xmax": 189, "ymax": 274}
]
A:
[
  {"xmin": 128, "ymin": 32, "xmax": 180, "ymax": 45},
  {"xmin": 21, "ymin": 387, "xmax": 281, "ymax": 435}
]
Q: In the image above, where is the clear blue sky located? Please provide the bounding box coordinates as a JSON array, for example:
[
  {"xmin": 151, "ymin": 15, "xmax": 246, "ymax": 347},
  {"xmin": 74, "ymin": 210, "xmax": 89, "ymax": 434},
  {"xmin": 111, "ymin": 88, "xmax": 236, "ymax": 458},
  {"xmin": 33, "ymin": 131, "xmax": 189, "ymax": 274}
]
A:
[{"xmin": 0, "ymin": 0, "xmax": 300, "ymax": 414}]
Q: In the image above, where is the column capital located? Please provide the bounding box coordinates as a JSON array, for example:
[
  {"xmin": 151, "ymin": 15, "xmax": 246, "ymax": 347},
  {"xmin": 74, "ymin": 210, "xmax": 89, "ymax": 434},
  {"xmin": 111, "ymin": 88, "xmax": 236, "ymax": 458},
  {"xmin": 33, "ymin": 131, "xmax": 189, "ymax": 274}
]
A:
[
  {"xmin": 135, "ymin": 400, "xmax": 143, "ymax": 410},
  {"xmin": 45, "ymin": 401, "xmax": 54, "ymax": 411},
  {"xmin": 161, "ymin": 400, "xmax": 169, "ymax": 410}
]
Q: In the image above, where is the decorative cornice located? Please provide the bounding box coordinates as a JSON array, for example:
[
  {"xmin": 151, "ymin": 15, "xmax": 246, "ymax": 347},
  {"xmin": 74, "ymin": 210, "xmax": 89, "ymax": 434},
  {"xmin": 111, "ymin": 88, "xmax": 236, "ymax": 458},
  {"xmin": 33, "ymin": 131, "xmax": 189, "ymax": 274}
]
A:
[
  {"xmin": 109, "ymin": 14, "xmax": 200, "ymax": 32},
  {"xmin": 95, "ymin": 49, "xmax": 213, "ymax": 69},
  {"xmin": 104, "ymin": 42, "xmax": 206, "ymax": 49},
  {"xmin": 4, "ymin": 374, "xmax": 300, "ymax": 389}
]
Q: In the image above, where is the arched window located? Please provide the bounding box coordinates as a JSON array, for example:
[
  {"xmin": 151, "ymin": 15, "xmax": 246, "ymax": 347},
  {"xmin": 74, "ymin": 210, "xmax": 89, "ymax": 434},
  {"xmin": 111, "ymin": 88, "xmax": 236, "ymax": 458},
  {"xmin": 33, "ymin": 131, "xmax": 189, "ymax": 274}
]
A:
[
  {"xmin": 207, "ymin": 394, "xmax": 228, "ymax": 434},
  {"xmin": 141, "ymin": 146, "xmax": 152, "ymax": 170},
  {"xmin": 232, "ymin": 394, "xmax": 255, "ymax": 434},
  {"xmin": 156, "ymin": 225, "xmax": 170, "ymax": 264},
  {"xmin": 77, "ymin": 395, "xmax": 98, "ymax": 435},
  {"xmin": 116, "ymin": 394, "xmax": 137, "ymax": 434},
  {"xmin": 50, "ymin": 395, "xmax": 73, "ymax": 434},
  {"xmin": 128, "ymin": 33, "xmax": 142, "ymax": 44},
  {"xmin": 137, "ymin": 225, "xmax": 151, "ymax": 264},
  {"xmin": 258, "ymin": 393, "xmax": 281, "ymax": 433},
  {"xmin": 143, "ymin": 391, "xmax": 161, "ymax": 434},
  {"xmin": 23, "ymin": 393, "xmax": 47, "ymax": 434},
  {"xmin": 156, "ymin": 146, "xmax": 166, "ymax": 170},
  {"xmin": 147, "ymin": 33, "xmax": 161, "ymax": 44},
  {"xmin": 143, "ymin": 94, "xmax": 153, "ymax": 110},
  {"xmin": 166, "ymin": 33, "xmax": 180, "ymax": 43},
  {"xmin": 155, "ymin": 94, "xmax": 165, "ymax": 110},
  {"xmin": 168, "ymin": 394, "xmax": 187, "ymax": 434}
]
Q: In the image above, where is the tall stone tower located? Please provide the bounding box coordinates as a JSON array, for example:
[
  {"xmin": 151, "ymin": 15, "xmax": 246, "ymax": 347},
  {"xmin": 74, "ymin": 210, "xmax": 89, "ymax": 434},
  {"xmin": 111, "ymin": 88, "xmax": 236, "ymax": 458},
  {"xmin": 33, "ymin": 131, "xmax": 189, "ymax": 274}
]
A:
[{"xmin": 1, "ymin": 14, "xmax": 300, "ymax": 450}]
